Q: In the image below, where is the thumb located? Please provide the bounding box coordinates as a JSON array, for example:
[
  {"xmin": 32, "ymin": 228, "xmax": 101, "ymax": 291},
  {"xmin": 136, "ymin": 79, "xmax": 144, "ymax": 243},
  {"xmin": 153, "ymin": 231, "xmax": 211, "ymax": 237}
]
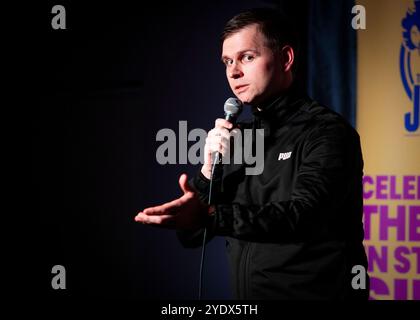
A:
[{"xmin": 179, "ymin": 173, "xmax": 192, "ymax": 194}]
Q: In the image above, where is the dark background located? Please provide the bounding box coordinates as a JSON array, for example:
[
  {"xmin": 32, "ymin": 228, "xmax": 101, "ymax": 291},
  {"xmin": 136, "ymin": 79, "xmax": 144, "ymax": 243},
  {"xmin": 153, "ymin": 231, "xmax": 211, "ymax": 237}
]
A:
[{"xmin": 32, "ymin": 0, "xmax": 355, "ymax": 299}]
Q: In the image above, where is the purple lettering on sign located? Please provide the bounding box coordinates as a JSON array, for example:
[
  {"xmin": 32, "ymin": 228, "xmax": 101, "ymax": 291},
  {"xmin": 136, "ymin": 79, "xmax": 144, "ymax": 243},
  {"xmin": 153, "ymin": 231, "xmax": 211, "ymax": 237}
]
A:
[
  {"xmin": 409, "ymin": 206, "xmax": 420, "ymax": 241},
  {"xmin": 394, "ymin": 246, "xmax": 410, "ymax": 273},
  {"xmin": 403, "ymin": 176, "xmax": 415, "ymax": 200},
  {"xmin": 369, "ymin": 277, "xmax": 389, "ymax": 299},
  {"xmin": 367, "ymin": 245, "xmax": 387, "ymax": 273},
  {"xmin": 394, "ymin": 279, "xmax": 408, "ymax": 300},
  {"xmin": 376, "ymin": 175, "xmax": 388, "ymax": 200},
  {"xmin": 417, "ymin": 176, "xmax": 420, "ymax": 200},
  {"xmin": 363, "ymin": 175, "xmax": 374, "ymax": 200},
  {"xmin": 380, "ymin": 205, "xmax": 406, "ymax": 241},
  {"xmin": 412, "ymin": 247, "xmax": 420, "ymax": 274},
  {"xmin": 390, "ymin": 175, "xmax": 401, "ymax": 200},
  {"xmin": 414, "ymin": 280, "xmax": 420, "ymax": 300}
]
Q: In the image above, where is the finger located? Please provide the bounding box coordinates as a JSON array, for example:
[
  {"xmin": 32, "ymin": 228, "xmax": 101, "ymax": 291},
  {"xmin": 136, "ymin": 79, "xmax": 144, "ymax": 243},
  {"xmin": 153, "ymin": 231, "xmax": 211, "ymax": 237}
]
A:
[
  {"xmin": 215, "ymin": 118, "xmax": 233, "ymax": 129},
  {"xmin": 208, "ymin": 128, "xmax": 230, "ymax": 140},
  {"xmin": 207, "ymin": 137, "xmax": 230, "ymax": 152},
  {"xmin": 135, "ymin": 211, "xmax": 147, "ymax": 222},
  {"xmin": 207, "ymin": 134, "xmax": 230, "ymax": 146},
  {"xmin": 209, "ymin": 141, "xmax": 229, "ymax": 155},
  {"xmin": 141, "ymin": 200, "xmax": 180, "ymax": 215},
  {"xmin": 179, "ymin": 173, "xmax": 192, "ymax": 194},
  {"xmin": 230, "ymin": 128, "xmax": 240, "ymax": 137},
  {"xmin": 135, "ymin": 212, "xmax": 176, "ymax": 227},
  {"xmin": 215, "ymin": 135, "xmax": 230, "ymax": 147},
  {"xmin": 144, "ymin": 193, "xmax": 194, "ymax": 215},
  {"xmin": 142, "ymin": 205, "xmax": 167, "ymax": 215}
]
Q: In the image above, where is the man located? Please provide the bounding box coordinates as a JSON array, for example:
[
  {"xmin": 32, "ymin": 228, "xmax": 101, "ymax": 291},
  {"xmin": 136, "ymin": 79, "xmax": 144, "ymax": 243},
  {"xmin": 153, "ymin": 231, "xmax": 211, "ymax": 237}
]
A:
[{"xmin": 135, "ymin": 8, "xmax": 369, "ymax": 300}]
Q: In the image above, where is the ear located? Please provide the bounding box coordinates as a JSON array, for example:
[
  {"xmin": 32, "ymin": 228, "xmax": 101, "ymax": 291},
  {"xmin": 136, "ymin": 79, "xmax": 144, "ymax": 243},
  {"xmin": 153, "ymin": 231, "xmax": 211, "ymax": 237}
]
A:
[{"xmin": 281, "ymin": 45, "xmax": 294, "ymax": 72}]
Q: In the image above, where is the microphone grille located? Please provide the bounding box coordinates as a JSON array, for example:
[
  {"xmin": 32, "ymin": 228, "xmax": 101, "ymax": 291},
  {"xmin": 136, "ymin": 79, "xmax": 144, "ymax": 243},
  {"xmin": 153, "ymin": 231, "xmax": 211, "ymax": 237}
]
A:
[{"xmin": 224, "ymin": 97, "xmax": 243, "ymax": 116}]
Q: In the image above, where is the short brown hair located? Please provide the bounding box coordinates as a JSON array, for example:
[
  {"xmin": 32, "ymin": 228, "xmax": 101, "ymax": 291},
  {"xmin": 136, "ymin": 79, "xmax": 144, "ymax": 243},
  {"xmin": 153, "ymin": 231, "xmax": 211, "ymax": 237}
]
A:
[{"xmin": 221, "ymin": 8, "xmax": 300, "ymax": 72}]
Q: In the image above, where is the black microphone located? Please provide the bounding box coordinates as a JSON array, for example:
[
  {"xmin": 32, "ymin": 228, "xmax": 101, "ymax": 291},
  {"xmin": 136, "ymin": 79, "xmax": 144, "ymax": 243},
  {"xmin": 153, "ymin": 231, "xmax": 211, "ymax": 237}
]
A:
[{"xmin": 211, "ymin": 97, "xmax": 243, "ymax": 168}]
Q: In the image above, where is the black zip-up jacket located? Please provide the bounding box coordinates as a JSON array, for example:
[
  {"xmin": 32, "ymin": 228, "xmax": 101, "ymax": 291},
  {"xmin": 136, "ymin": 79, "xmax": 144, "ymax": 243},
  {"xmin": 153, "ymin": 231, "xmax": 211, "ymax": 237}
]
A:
[{"xmin": 177, "ymin": 86, "xmax": 369, "ymax": 300}]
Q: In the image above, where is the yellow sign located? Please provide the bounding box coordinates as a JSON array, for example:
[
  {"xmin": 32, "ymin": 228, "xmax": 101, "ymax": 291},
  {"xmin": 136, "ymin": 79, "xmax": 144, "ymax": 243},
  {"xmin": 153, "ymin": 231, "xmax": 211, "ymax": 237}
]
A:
[{"xmin": 357, "ymin": 0, "xmax": 420, "ymax": 300}]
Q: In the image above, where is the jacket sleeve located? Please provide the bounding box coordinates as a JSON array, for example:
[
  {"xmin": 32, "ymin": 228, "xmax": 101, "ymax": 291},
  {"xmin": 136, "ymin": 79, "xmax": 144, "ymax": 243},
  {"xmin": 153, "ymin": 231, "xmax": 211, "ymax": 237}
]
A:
[
  {"xmin": 175, "ymin": 170, "xmax": 222, "ymax": 248},
  {"xmin": 207, "ymin": 121, "xmax": 364, "ymax": 242}
]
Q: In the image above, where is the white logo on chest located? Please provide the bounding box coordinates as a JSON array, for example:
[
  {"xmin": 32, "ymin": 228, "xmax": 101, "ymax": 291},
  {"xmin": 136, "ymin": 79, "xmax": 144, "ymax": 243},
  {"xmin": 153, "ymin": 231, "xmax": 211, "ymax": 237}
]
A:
[{"xmin": 278, "ymin": 151, "xmax": 292, "ymax": 160}]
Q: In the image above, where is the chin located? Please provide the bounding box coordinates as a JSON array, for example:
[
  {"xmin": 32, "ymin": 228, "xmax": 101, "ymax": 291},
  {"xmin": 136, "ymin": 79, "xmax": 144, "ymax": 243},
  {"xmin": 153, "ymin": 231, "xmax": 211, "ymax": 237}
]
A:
[
  {"xmin": 237, "ymin": 93, "xmax": 255, "ymax": 105},
  {"xmin": 241, "ymin": 96, "xmax": 260, "ymax": 106}
]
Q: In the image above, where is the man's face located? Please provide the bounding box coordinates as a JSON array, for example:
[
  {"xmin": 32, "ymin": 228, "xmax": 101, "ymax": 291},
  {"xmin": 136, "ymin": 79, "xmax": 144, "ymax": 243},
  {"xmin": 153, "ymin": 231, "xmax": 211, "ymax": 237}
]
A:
[{"xmin": 222, "ymin": 24, "xmax": 287, "ymax": 106}]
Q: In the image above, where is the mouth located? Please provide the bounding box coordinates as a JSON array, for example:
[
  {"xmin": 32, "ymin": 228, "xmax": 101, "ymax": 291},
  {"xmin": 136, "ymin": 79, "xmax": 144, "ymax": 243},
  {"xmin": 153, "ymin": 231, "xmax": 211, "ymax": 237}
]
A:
[{"xmin": 235, "ymin": 84, "xmax": 249, "ymax": 93}]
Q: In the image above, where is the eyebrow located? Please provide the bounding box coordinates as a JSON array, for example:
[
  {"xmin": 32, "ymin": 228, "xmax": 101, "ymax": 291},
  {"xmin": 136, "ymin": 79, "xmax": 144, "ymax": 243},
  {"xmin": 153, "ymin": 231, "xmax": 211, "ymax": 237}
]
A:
[{"xmin": 221, "ymin": 49, "xmax": 259, "ymax": 63}]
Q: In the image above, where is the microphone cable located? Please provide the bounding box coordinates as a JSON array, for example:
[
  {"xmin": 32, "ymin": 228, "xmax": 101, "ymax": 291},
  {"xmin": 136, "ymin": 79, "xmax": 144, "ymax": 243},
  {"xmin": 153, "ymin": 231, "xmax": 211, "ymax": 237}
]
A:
[
  {"xmin": 197, "ymin": 97, "xmax": 242, "ymax": 300},
  {"xmin": 198, "ymin": 153, "xmax": 219, "ymax": 300}
]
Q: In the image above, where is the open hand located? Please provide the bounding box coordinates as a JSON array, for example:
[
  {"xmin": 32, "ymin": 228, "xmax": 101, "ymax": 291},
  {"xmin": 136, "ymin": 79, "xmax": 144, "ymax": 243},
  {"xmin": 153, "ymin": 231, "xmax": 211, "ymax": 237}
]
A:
[{"xmin": 134, "ymin": 174, "xmax": 210, "ymax": 230}]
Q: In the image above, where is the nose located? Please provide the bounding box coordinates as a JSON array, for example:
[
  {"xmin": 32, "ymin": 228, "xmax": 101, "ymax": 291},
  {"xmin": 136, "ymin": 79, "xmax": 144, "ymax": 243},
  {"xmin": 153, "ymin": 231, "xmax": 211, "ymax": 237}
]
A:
[{"xmin": 228, "ymin": 62, "xmax": 243, "ymax": 79}]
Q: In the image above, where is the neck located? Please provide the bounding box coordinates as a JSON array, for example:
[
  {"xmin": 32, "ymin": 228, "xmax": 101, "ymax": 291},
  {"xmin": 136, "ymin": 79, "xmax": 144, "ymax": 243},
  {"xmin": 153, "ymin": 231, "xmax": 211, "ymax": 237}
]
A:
[{"xmin": 256, "ymin": 80, "xmax": 294, "ymax": 111}]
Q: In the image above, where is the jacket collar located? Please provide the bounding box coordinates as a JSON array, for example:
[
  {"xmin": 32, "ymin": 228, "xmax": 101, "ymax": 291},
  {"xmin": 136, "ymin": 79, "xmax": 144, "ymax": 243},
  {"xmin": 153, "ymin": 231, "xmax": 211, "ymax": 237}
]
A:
[{"xmin": 251, "ymin": 83, "xmax": 308, "ymax": 137}]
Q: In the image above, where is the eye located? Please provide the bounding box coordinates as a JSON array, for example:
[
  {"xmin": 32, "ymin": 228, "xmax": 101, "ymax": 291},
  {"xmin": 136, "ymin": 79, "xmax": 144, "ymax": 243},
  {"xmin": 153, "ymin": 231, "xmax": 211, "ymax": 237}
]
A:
[
  {"xmin": 242, "ymin": 54, "xmax": 254, "ymax": 62},
  {"xmin": 223, "ymin": 59, "xmax": 233, "ymax": 66}
]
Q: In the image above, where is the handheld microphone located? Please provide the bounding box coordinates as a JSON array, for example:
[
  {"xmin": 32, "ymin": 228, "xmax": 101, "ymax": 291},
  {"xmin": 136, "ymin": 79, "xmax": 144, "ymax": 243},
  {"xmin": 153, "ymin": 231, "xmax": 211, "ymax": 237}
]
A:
[
  {"xmin": 224, "ymin": 97, "xmax": 243, "ymax": 125},
  {"xmin": 212, "ymin": 97, "xmax": 243, "ymax": 167}
]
